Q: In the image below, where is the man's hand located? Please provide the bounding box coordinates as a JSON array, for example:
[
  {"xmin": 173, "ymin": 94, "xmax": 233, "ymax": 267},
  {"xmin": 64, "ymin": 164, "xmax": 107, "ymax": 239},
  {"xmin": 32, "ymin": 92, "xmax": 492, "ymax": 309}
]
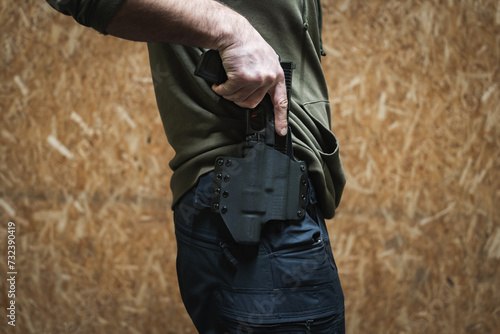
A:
[
  {"xmin": 213, "ymin": 36, "xmax": 288, "ymax": 136},
  {"xmin": 106, "ymin": 0, "xmax": 288, "ymax": 136}
]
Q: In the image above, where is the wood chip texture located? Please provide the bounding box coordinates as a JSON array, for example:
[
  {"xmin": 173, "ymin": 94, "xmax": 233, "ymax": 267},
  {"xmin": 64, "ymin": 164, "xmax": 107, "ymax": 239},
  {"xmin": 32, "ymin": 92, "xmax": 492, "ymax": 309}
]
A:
[{"xmin": 0, "ymin": 0, "xmax": 499, "ymax": 333}]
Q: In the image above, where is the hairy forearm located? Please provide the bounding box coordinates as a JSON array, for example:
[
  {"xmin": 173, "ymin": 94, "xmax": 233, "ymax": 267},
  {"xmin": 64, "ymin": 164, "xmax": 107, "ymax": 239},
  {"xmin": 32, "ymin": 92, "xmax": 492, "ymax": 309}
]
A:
[
  {"xmin": 106, "ymin": 0, "xmax": 251, "ymax": 51},
  {"xmin": 102, "ymin": 0, "xmax": 288, "ymax": 136},
  {"xmin": 47, "ymin": 0, "xmax": 289, "ymax": 134}
]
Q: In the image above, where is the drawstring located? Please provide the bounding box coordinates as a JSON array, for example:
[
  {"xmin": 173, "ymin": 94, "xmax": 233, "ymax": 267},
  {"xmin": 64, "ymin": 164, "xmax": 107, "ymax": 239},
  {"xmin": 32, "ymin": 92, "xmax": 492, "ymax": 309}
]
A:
[
  {"xmin": 305, "ymin": 319, "xmax": 313, "ymax": 333},
  {"xmin": 317, "ymin": 0, "xmax": 327, "ymax": 56},
  {"xmin": 220, "ymin": 242, "xmax": 239, "ymax": 267},
  {"xmin": 304, "ymin": 0, "xmax": 327, "ymax": 56},
  {"xmin": 303, "ymin": 0, "xmax": 309, "ymax": 30}
]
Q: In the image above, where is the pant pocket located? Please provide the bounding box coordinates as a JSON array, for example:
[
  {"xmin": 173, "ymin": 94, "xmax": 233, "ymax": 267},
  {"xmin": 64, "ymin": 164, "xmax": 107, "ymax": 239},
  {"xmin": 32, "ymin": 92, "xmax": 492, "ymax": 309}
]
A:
[
  {"xmin": 215, "ymin": 284, "xmax": 344, "ymax": 333},
  {"xmin": 219, "ymin": 314, "xmax": 344, "ymax": 334}
]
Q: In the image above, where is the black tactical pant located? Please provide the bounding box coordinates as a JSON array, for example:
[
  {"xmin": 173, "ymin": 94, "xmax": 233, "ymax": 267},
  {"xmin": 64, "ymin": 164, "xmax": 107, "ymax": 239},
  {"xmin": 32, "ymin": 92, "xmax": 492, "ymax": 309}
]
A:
[{"xmin": 174, "ymin": 173, "xmax": 345, "ymax": 333}]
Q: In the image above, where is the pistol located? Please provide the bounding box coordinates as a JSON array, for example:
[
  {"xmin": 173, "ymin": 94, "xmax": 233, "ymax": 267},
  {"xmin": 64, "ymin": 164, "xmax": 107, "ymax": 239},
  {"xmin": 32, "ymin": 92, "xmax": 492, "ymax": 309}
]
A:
[{"xmin": 195, "ymin": 50, "xmax": 308, "ymax": 245}]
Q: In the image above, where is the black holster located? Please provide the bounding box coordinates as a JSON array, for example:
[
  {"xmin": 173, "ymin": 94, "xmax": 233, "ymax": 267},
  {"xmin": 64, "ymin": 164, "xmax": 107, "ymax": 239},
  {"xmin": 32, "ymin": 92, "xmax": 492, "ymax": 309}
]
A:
[{"xmin": 196, "ymin": 51, "xmax": 308, "ymax": 245}]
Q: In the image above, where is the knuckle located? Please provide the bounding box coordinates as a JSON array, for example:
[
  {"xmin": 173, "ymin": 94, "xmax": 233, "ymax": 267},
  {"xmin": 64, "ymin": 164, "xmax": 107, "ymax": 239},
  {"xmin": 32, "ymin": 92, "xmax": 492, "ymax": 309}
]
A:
[
  {"xmin": 278, "ymin": 98, "xmax": 288, "ymax": 109},
  {"xmin": 247, "ymin": 72, "xmax": 265, "ymax": 85},
  {"xmin": 268, "ymin": 71, "xmax": 278, "ymax": 83},
  {"xmin": 274, "ymin": 97, "xmax": 288, "ymax": 112}
]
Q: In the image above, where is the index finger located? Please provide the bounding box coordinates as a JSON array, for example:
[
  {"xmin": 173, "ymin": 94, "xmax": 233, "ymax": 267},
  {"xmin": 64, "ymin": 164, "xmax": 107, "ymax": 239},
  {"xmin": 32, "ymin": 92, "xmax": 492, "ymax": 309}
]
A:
[{"xmin": 269, "ymin": 81, "xmax": 288, "ymax": 136}]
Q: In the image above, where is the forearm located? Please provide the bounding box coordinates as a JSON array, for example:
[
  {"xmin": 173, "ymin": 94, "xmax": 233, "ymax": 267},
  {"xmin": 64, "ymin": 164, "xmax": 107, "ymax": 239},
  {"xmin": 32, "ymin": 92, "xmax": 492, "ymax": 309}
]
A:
[
  {"xmin": 106, "ymin": 0, "xmax": 288, "ymax": 135},
  {"xmin": 47, "ymin": 0, "xmax": 289, "ymax": 135},
  {"xmin": 106, "ymin": 0, "xmax": 251, "ymax": 51}
]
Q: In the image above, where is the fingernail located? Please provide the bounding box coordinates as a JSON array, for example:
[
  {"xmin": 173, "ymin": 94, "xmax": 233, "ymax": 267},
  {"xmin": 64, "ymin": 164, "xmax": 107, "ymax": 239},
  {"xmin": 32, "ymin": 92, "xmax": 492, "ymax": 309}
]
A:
[{"xmin": 280, "ymin": 128, "xmax": 287, "ymax": 136}]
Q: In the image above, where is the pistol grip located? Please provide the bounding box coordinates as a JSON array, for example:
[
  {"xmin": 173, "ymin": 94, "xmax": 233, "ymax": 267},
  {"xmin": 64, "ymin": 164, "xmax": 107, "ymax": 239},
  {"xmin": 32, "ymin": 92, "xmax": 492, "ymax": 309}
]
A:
[{"xmin": 194, "ymin": 50, "xmax": 228, "ymax": 85}]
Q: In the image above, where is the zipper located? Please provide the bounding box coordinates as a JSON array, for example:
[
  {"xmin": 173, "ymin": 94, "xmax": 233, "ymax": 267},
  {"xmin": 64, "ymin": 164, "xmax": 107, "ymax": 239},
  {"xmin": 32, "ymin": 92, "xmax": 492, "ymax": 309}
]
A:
[
  {"xmin": 305, "ymin": 319, "xmax": 313, "ymax": 333},
  {"xmin": 269, "ymin": 234, "xmax": 324, "ymax": 257},
  {"xmin": 219, "ymin": 313, "xmax": 340, "ymax": 333},
  {"xmin": 175, "ymin": 221, "xmax": 241, "ymax": 266},
  {"xmin": 174, "ymin": 221, "xmax": 224, "ymax": 250},
  {"xmin": 220, "ymin": 242, "xmax": 239, "ymax": 267}
]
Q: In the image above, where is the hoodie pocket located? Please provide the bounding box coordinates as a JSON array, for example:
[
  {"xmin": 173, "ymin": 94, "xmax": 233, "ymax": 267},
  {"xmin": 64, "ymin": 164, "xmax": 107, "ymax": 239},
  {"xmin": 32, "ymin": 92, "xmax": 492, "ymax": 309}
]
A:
[{"xmin": 299, "ymin": 101, "xmax": 346, "ymax": 209}]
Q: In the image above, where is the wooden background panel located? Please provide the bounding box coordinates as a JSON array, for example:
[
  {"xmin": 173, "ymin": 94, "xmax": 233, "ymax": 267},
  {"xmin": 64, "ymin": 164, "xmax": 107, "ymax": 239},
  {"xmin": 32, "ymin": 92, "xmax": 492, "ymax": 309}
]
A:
[
  {"xmin": 0, "ymin": 0, "xmax": 499, "ymax": 333},
  {"xmin": 321, "ymin": 1, "xmax": 499, "ymax": 332}
]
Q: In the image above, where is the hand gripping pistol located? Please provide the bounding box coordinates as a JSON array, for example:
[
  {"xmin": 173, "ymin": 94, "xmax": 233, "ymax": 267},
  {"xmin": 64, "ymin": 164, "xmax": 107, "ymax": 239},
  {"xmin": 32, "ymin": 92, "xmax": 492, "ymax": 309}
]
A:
[{"xmin": 195, "ymin": 50, "xmax": 308, "ymax": 245}]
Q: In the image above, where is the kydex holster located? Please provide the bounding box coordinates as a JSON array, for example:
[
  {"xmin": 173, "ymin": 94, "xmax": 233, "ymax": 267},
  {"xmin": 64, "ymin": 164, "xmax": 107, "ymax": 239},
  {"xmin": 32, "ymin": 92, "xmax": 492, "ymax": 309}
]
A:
[{"xmin": 195, "ymin": 50, "xmax": 308, "ymax": 245}]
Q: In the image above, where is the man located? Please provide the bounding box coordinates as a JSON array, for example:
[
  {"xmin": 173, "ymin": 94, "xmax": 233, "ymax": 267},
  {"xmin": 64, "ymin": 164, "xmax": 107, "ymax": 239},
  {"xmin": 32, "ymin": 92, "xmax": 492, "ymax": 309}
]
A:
[{"xmin": 47, "ymin": 0, "xmax": 346, "ymax": 333}]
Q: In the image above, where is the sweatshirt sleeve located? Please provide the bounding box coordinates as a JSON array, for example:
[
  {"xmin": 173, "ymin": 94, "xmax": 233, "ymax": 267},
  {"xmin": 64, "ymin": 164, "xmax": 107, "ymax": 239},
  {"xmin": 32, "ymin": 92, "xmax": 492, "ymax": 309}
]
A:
[{"xmin": 46, "ymin": 0, "xmax": 127, "ymax": 35}]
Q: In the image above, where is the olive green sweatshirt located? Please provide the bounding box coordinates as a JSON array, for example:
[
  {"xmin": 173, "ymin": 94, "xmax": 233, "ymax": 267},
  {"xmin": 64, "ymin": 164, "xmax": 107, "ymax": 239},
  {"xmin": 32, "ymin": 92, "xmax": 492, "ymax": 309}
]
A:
[{"xmin": 46, "ymin": 0, "xmax": 346, "ymax": 219}]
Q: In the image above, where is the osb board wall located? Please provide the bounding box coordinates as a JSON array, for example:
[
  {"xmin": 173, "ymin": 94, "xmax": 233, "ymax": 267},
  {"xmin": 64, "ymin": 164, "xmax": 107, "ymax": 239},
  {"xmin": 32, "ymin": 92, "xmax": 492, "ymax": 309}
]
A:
[
  {"xmin": 321, "ymin": 1, "xmax": 500, "ymax": 332},
  {"xmin": 0, "ymin": 0, "xmax": 499, "ymax": 333}
]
